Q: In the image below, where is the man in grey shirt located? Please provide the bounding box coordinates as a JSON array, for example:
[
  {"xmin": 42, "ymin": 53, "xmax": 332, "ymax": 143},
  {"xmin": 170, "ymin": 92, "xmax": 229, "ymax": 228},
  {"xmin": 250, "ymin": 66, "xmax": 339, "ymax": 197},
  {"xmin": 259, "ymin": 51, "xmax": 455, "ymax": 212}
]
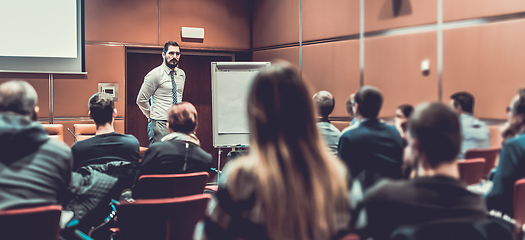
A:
[
  {"xmin": 137, "ymin": 41, "xmax": 186, "ymax": 145},
  {"xmin": 450, "ymin": 92, "xmax": 490, "ymax": 159},
  {"xmin": 313, "ymin": 90, "xmax": 341, "ymax": 154}
]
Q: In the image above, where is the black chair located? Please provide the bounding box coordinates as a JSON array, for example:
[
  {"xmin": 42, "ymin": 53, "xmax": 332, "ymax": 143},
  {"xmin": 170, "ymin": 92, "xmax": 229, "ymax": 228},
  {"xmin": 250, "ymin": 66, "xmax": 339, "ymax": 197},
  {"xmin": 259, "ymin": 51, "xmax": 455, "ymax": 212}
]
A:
[{"xmin": 390, "ymin": 217, "xmax": 514, "ymax": 240}]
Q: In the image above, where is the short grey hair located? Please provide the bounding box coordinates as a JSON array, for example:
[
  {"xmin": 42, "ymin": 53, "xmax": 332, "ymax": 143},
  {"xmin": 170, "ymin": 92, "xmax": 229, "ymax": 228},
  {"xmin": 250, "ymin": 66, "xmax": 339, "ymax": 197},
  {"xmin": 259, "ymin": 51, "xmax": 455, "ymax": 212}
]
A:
[{"xmin": 0, "ymin": 80, "xmax": 38, "ymax": 116}]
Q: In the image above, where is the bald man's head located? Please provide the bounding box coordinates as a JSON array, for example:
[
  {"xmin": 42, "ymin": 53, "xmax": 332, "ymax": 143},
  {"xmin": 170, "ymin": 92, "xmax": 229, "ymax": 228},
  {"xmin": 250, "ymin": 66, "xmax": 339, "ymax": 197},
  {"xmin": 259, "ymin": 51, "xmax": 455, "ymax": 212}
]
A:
[
  {"xmin": 0, "ymin": 80, "xmax": 39, "ymax": 120},
  {"xmin": 313, "ymin": 90, "xmax": 335, "ymax": 118}
]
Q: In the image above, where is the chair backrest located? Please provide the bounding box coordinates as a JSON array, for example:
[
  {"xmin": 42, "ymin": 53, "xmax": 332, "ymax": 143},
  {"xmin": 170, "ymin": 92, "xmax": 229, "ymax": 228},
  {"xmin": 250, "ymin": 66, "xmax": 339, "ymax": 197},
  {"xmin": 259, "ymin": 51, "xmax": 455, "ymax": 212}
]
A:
[
  {"xmin": 139, "ymin": 146, "xmax": 148, "ymax": 160},
  {"xmin": 134, "ymin": 172, "xmax": 209, "ymax": 199},
  {"xmin": 0, "ymin": 205, "xmax": 62, "ymax": 240},
  {"xmin": 116, "ymin": 194, "xmax": 211, "ymax": 240},
  {"xmin": 74, "ymin": 124, "xmax": 96, "ymax": 141},
  {"xmin": 514, "ymin": 179, "xmax": 525, "ymax": 225},
  {"xmin": 42, "ymin": 124, "xmax": 64, "ymax": 142},
  {"xmin": 390, "ymin": 217, "xmax": 514, "ymax": 240},
  {"xmin": 457, "ymin": 158, "xmax": 485, "ymax": 186},
  {"xmin": 465, "ymin": 147, "xmax": 500, "ymax": 178}
]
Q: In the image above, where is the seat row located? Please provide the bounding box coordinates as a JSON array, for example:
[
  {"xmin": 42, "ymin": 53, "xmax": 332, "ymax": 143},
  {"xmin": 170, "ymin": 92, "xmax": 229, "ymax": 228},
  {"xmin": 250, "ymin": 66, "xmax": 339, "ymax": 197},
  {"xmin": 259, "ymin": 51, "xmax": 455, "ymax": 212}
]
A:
[{"xmin": 0, "ymin": 172, "xmax": 214, "ymax": 240}]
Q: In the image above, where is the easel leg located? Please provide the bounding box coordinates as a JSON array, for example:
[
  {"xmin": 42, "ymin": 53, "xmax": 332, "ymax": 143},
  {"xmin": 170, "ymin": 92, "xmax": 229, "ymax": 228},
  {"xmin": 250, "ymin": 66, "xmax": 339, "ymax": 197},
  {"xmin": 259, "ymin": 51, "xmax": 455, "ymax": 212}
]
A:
[{"xmin": 217, "ymin": 148, "xmax": 222, "ymax": 183}]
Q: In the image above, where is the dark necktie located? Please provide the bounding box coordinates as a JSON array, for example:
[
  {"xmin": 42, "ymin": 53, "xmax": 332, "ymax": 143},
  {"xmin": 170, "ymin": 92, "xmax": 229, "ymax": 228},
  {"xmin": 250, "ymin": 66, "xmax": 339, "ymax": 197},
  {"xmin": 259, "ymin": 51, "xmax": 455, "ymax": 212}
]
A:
[{"xmin": 170, "ymin": 70, "xmax": 177, "ymax": 104}]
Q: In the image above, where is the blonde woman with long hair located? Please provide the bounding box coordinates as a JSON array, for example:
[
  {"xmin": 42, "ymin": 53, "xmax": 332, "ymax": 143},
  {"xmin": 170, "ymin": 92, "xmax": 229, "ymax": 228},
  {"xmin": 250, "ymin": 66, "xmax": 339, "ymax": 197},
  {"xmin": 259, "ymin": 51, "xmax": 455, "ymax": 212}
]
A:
[{"xmin": 197, "ymin": 62, "xmax": 350, "ymax": 240}]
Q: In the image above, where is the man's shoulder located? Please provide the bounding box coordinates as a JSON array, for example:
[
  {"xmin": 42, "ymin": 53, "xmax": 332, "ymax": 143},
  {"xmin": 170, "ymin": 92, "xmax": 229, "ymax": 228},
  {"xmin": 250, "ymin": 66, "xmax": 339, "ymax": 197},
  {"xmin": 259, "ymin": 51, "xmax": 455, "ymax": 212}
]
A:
[
  {"xmin": 365, "ymin": 178, "xmax": 411, "ymax": 201},
  {"xmin": 43, "ymin": 138, "xmax": 70, "ymax": 154},
  {"xmin": 71, "ymin": 134, "xmax": 101, "ymax": 150},
  {"xmin": 145, "ymin": 65, "xmax": 164, "ymax": 78},
  {"xmin": 39, "ymin": 139, "xmax": 73, "ymax": 165},
  {"xmin": 344, "ymin": 120, "xmax": 397, "ymax": 137},
  {"xmin": 504, "ymin": 134, "xmax": 525, "ymax": 151},
  {"xmin": 115, "ymin": 133, "xmax": 140, "ymax": 144},
  {"xmin": 462, "ymin": 115, "xmax": 489, "ymax": 129},
  {"xmin": 176, "ymin": 67, "xmax": 186, "ymax": 75}
]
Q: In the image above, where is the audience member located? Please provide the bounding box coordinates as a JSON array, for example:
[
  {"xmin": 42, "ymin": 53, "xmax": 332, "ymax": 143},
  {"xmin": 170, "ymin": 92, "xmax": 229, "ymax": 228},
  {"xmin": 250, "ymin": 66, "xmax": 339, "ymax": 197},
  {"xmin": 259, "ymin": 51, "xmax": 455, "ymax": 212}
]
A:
[
  {"xmin": 71, "ymin": 92, "xmax": 140, "ymax": 170},
  {"xmin": 198, "ymin": 62, "xmax": 350, "ymax": 240},
  {"xmin": 394, "ymin": 104, "xmax": 414, "ymax": 142},
  {"xmin": 342, "ymin": 93, "xmax": 359, "ymax": 133},
  {"xmin": 0, "ymin": 80, "xmax": 72, "ymax": 209},
  {"xmin": 313, "ymin": 90, "xmax": 341, "ymax": 154},
  {"xmin": 138, "ymin": 102, "xmax": 212, "ymax": 176},
  {"xmin": 486, "ymin": 88, "xmax": 525, "ymax": 217},
  {"xmin": 450, "ymin": 91, "xmax": 490, "ymax": 159},
  {"xmin": 338, "ymin": 86, "xmax": 403, "ymax": 189},
  {"xmin": 354, "ymin": 102, "xmax": 491, "ymax": 240}
]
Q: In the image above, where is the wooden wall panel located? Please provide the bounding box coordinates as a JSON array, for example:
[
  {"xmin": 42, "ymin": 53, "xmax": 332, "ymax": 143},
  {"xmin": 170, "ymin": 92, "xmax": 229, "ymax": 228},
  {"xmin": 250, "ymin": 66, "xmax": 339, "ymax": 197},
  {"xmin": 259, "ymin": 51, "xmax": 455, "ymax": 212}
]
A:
[
  {"xmin": 54, "ymin": 45, "xmax": 125, "ymax": 118},
  {"xmin": 443, "ymin": 19, "xmax": 525, "ymax": 119},
  {"xmin": 253, "ymin": 0, "xmax": 299, "ymax": 48},
  {"xmin": 302, "ymin": 0, "xmax": 360, "ymax": 41},
  {"xmin": 0, "ymin": 75, "xmax": 50, "ymax": 118},
  {"xmin": 85, "ymin": 0, "xmax": 158, "ymax": 44},
  {"xmin": 159, "ymin": 0, "xmax": 250, "ymax": 50},
  {"xmin": 444, "ymin": 0, "xmax": 525, "ymax": 22},
  {"xmin": 365, "ymin": 0, "xmax": 437, "ymax": 32},
  {"xmin": 302, "ymin": 40, "xmax": 360, "ymax": 117},
  {"xmin": 253, "ymin": 47, "xmax": 300, "ymax": 68},
  {"xmin": 364, "ymin": 31, "xmax": 438, "ymax": 118}
]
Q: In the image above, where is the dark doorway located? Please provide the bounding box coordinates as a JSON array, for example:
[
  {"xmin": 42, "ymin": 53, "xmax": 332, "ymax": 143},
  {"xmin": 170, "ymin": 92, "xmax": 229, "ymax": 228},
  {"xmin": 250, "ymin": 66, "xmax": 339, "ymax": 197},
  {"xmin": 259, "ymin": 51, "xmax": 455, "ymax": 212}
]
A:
[{"xmin": 126, "ymin": 49, "xmax": 233, "ymax": 170}]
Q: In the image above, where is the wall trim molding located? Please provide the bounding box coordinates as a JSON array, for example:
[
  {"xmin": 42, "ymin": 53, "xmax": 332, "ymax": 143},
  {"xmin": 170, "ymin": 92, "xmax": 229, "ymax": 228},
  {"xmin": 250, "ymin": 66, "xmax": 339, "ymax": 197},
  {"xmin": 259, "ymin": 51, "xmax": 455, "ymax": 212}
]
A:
[
  {"xmin": 86, "ymin": 41, "xmax": 250, "ymax": 52},
  {"xmin": 252, "ymin": 10, "xmax": 525, "ymax": 52}
]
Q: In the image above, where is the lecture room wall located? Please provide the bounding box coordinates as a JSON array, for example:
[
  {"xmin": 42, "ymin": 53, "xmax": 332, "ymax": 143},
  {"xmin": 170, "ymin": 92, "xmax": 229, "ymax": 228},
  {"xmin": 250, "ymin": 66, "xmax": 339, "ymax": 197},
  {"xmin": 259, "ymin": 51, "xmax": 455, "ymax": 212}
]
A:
[
  {"xmin": 252, "ymin": 0, "xmax": 525, "ymax": 121},
  {"xmin": 3, "ymin": 0, "xmax": 525, "ymax": 146},
  {"xmin": 0, "ymin": 0, "xmax": 251, "ymax": 146}
]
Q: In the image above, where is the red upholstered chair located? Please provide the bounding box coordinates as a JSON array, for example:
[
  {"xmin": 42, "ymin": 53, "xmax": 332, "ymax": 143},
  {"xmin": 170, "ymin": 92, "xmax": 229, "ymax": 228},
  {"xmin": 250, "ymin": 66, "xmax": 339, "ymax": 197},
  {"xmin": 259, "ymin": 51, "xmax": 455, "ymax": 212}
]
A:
[
  {"xmin": 338, "ymin": 233, "xmax": 361, "ymax": 240},
  {"xmin": 115, "ymin": 194, "xmax": 211, "ymax": 240},
  {"xmin": 457, "ymin": 158, "xmax": 486, "ymax": 185},
  {"xmin": 134, "ymin": 172, "xmax": 209, "ymax": 199},
  {"xmin": 139, "ymin": 146, "xmax": 148, "ymax": 160},
  {"xmin": 465, "ymin": 147, "xmax": 500, "ymax": 178},
  {"xmin": 42, "ymin": 124, "xmax": 64, "ymax": 142},
  {"xmin": 514, "ymin": 179, "xmax": 525, "ymax": 225},
  {"xmin": 74, "ymin": 123, "xmax": 96, "ymax": 141},
  {"xmin": 0, "ymin": 205, "xmax": 62, "ymax": 240}
]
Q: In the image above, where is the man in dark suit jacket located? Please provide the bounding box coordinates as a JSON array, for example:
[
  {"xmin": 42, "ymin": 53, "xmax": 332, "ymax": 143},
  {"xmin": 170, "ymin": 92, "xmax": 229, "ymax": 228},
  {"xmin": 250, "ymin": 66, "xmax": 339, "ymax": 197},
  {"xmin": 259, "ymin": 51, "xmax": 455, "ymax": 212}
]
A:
[
  {"xmin": 486, "ymin": 88, "xmax": 525, "ymax": 217},
  {"xmin": 338, "ymin": 86, "xmax": 403, "ymax": 189}
]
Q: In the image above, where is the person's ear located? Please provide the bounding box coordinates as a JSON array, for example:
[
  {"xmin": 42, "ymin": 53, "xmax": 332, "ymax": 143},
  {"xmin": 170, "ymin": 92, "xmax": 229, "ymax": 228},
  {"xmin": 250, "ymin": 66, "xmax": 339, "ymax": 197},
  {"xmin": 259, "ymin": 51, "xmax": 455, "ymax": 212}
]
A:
[
  {"xmin": 88, "ymin": 111, "xmax": 93, "ymax": 120},
  {"xmin": 113, "ymin": 108, "xmax": 117, "ymax": 118},
  {"xmin": 32, "ymin": 106, "xmax": 40, "ymax": 121},
  {"xmin": 517, "ymin": 113, "xmax": 525, "ymax": 126},
  {"xmin": 354, "ymin": 102, "xmax": 361, "ymax": 116},
  {"xmin": 162, "ymin": 51, "xmax": 166, "ymax": 60}
]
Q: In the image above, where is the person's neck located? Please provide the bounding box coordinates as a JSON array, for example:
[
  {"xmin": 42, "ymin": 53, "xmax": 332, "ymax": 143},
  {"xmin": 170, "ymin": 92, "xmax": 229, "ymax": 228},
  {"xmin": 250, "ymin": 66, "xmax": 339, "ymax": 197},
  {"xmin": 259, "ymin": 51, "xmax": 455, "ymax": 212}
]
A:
[
  {"xmin": 95, "ymin": 123, "xmax": 115, "ymax": 135},
  {"xmin": 356, "ymin": 114, "xmax": 364, "ymax": 122},
  {"xmin": 416, "ymin": 160, "xmax": 459, "ymax": 179}
]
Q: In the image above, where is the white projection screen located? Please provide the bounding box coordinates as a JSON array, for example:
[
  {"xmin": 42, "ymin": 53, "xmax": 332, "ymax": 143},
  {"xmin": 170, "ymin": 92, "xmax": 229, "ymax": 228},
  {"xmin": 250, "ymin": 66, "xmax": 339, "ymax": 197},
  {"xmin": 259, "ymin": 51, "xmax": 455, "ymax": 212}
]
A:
[{"xmin": 0, "ymin": 0, "xmax": 84, "ymax": 73}]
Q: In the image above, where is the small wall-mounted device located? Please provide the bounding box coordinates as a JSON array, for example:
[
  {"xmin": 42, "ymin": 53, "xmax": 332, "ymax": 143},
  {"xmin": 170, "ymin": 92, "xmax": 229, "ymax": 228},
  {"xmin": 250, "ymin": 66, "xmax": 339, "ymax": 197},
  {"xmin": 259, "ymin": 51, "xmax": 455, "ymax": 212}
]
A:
[
  {"xmin": 181, "ymin": 27, "xmax": 204, "ymax": 39},
  {"xmin": 98, "ymin": 83, "xmax": 119, "ymax": 101},
  {"xmin": 421, "ymin": 59, "xmax": 430, "ymax": 76}
]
